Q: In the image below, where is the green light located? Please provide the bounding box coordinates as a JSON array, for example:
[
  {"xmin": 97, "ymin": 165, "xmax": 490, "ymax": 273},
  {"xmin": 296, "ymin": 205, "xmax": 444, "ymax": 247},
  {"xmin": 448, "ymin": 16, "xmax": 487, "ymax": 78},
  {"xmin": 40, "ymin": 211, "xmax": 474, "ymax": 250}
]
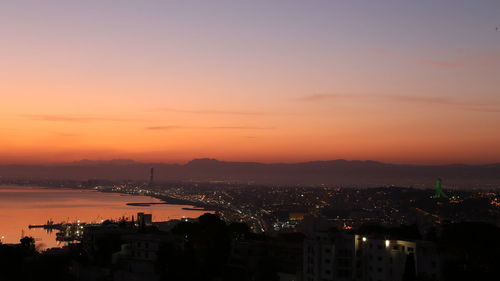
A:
[{"xmin": 432, "ymin": 178, "xmax": 448, "ymax": 199}]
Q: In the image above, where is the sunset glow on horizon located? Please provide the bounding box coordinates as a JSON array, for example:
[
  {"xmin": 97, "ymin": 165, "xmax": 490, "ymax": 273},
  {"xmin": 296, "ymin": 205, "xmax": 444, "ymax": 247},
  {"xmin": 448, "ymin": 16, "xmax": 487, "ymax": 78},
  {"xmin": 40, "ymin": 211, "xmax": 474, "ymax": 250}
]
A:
[{"xmin": 1, "ymin": 0, "xmax": 500, "ymax": 165}]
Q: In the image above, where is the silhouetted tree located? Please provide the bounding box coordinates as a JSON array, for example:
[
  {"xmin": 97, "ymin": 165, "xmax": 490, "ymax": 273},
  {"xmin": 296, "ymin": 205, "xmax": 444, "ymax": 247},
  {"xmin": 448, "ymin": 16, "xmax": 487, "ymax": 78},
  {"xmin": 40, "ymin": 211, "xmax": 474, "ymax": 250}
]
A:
[{"xmin": 20, "ymin": 236, "xmax": 35, "ymax": 249}]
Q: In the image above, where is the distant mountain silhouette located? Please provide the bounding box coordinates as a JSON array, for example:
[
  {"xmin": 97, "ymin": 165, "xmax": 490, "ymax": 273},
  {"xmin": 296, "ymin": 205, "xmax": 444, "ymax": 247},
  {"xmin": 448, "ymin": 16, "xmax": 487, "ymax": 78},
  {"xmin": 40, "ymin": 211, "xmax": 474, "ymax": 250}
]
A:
[{"xmin": 1, "ymin": 159, "xmax": 499, "ymax": 188}]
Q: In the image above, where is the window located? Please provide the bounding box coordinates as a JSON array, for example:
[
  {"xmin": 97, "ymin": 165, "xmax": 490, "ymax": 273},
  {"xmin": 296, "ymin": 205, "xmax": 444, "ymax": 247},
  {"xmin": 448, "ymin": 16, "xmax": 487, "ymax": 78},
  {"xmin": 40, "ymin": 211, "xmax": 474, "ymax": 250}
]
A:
[{"xmin": 338, "ymin": 269, "xmax": 351, "ymax": 278}]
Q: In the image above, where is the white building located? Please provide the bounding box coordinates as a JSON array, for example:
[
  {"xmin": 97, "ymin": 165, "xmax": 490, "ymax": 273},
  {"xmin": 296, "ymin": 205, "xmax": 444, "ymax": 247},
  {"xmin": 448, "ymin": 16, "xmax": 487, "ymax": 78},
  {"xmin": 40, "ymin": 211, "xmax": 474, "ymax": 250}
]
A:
[
  {"xmin": 304, "ymin": 232, "xmax": 441, "ymax": 281},
  {"xmin": 304, "ymin": 232, "xmax": 357, "ymax": 281}
]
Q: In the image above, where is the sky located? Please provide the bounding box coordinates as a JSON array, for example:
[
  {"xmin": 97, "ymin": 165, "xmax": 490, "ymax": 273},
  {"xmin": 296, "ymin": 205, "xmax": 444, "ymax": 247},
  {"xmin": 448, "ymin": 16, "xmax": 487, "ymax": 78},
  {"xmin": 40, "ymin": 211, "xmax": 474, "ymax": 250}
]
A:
[{"xmin": 1, "ymin": 0, "xmax": 499, "ymax": 165}]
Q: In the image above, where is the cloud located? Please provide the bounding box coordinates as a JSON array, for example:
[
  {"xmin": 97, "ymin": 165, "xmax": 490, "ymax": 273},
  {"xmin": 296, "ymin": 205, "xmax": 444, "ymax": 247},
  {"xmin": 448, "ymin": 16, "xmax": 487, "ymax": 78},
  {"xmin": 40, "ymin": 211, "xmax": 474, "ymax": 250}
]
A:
[
  {"xmin": 296, "ymin": 93, "xmax": 496, "ymax": 111},
  {"xmin": 145, "ymin": 126, "xmax": 185, "ymax": 130},
  {"xmin": 378, "ymin": 95, "xmax": 484, "ymax": 107},
  {"xmin": 413, "ymin": 59, "xmax": 464, "ymax": 69},
  {"xmin": 152, "ymin": 108, "xmax": 271, "ymax": 116},
  {"xmin": 23, "ymin": 114, "xmax": 136, "ymax": 122},
  {"xmin": 372, "ymin": 49, "xmax": 464, "ymax": 69},
  {"xmin": 295, "ymin": 94, "xmax": 346, "ymax": 102},
  {"xmin": 209, "ymin": 126, "xmax": 275, "ymax": 130},
  {"xmin": 467, "ymin": 107, "xmax": 500, "ymax": 113},
  {"xmin": 145, "ymin": 125, "xmax": 275, "ymax": 131},
  {"xmin": 54, "ymin": 132, "xmax": 80, "ymax": 137}
]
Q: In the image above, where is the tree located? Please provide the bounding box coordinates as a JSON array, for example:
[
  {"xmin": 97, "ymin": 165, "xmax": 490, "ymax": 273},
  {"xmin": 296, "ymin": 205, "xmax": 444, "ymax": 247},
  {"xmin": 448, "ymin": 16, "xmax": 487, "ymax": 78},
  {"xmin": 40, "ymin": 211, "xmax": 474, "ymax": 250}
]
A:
[{"xmin": 20, "ymin": 236, "xmax": 35, "ymax": 250}]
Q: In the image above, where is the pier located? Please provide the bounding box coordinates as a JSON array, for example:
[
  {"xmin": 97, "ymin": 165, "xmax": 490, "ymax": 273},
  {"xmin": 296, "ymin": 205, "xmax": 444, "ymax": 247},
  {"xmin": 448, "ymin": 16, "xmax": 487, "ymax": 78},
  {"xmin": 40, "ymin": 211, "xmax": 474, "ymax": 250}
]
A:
[
  {"xmin": 28, "ymin": 220, "xmax": 88, "ymax": 242},
  {"xmin": 28, "ymin": 220, "xmax": 62, "ymax": 230}
]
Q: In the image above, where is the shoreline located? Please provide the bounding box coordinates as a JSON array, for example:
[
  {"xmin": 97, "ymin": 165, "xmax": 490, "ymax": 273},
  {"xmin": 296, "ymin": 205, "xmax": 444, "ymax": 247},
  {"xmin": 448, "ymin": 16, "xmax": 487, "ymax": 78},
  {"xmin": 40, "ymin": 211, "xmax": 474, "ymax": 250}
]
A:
[
  {"xmin": 126, "ymin": 202, "xmax": 211, "ymax": 211},
  {"xmin": 153, "ymin": 195, "xmax": 219, "ymax": 212}
]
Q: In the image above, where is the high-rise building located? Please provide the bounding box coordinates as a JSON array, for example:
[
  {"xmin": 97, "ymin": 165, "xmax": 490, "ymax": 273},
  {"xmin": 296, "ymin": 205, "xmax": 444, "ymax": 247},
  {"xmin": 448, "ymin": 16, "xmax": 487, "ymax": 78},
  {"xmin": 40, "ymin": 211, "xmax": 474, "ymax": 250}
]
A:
[
  {"xmin": 137, "ymin": 212, "xmax": 153, "ymax": 228},
  {"xmin": 303, "ymin": 232, "xmax": 441, "ymax": 281},
  {"xmin": 303, "ymin": 232, "xmax": 357, "ymax": 281}
]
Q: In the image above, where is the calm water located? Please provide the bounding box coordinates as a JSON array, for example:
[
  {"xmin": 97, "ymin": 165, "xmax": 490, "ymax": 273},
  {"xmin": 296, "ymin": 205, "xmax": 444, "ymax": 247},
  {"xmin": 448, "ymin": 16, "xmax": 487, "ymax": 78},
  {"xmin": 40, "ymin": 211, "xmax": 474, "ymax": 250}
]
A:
[{"xmin": 0, "ymin": 185, "xmax": 208, "ymax": 249}]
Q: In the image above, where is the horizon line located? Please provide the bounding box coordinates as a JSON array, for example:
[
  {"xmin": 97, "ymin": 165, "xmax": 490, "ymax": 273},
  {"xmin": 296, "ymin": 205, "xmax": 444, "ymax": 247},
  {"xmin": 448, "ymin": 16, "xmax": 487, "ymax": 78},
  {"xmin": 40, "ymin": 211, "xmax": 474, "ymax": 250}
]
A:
[{"xmin": 1, "ymin": 158, "xmax": 499, "ymax": 167}]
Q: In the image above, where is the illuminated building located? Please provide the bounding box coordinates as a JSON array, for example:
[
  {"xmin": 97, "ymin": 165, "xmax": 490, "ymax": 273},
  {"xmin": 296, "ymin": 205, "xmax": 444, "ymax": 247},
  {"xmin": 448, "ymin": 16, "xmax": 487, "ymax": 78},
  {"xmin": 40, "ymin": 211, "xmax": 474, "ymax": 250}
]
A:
[
  {"xmin": 137, "ymin": 212, "xmax": 153, "ymax": 228},
  {"xmin": 303, "ymin": 232, "xmax": 441, "ymax": 281},
  {"xmin": 431, "ymin": 178, "xmax": 448, "ymax": 199}
]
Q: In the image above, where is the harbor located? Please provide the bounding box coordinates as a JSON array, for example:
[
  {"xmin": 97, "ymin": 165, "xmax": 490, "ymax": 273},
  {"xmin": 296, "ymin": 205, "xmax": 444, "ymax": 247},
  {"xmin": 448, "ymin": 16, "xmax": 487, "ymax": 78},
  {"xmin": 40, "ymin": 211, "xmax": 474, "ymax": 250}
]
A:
[{"xmin": 29, "ymin": 220, "xmax": 91, "ymax": 242}]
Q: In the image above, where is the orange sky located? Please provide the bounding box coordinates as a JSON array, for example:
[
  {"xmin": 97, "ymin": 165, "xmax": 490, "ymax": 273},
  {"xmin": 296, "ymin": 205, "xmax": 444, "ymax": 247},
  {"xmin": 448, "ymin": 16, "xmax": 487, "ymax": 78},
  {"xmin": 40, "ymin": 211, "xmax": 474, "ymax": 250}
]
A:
[{"xmin": 1, "ymin": 1, "xmax": 500, "ymax": 165}]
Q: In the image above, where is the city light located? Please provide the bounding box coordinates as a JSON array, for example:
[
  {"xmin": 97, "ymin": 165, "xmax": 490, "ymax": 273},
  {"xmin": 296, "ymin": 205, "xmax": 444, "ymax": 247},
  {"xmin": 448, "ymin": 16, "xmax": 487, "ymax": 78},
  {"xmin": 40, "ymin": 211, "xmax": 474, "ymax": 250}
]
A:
[
  {"xmin": 362, "ymin": 237, "xmax": 367, "ymax": 242},
  {"xmin": 385, "ymin": 240, "xmax": 390, "ymax": 247}
]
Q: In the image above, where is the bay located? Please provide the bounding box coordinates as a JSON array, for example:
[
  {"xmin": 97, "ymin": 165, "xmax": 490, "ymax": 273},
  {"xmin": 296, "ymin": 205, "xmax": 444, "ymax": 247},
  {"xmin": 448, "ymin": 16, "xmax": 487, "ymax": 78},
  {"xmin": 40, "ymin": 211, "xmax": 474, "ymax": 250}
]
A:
[{"xmin": 0, "ymin": 185, "xmax": 207, "ymax": 249}]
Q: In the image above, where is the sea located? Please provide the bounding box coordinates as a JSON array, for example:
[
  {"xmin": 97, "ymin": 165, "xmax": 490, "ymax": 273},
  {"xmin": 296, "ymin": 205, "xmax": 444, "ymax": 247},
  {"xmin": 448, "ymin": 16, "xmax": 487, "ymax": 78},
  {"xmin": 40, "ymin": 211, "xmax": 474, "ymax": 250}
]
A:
[{"xmin": 0, "ymin": 185, "xmax": 208, "ymax": 249}]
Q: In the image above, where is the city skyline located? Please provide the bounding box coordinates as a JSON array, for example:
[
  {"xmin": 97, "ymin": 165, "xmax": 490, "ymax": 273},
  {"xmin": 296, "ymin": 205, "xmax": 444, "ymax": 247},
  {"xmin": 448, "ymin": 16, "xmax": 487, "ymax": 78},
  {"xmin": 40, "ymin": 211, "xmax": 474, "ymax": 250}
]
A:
[
  {"xmin": 1, "ymin": 2, "xmax": 499, "ymax": 281},
  {"xmin": 2, "ymin": 0, "xmax": 500, "ymax": 165}
]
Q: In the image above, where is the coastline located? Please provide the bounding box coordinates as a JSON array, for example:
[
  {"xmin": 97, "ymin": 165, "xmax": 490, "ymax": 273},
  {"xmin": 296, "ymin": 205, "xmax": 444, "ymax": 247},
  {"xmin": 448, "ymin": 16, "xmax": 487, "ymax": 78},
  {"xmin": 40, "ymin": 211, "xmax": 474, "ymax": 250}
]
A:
[
  {"xmin": 126, "ymin": 202, "xmax": 211, "ymax": 211},
  {"xmin": 0, "ymin": 183, "xmax": 220, "ymax": 214},
  {"xmin": 153, "ymin": 195, "xmax": 219, "ymax": 212}
]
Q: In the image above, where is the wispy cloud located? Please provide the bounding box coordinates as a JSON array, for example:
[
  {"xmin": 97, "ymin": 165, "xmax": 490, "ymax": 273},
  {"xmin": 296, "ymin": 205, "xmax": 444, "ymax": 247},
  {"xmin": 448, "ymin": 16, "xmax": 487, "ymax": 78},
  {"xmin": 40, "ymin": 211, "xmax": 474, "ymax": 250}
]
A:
[
  {"xmin": 467, "ymin": 107, "xmax": 500, "ymax": 113},
  {"xmin": 413, "ymin": 59, "xmax": 464, "ymax": 69},
  {"xmin": 54, "ymin": 132, "xmax": 80, "ymax": 137},
  {"xmin": 210, "ymin": 126, "xmax": 275, "ymax": 130},
  {"xmin": 372, "ymin": 49, "xmax": 464, "ymax": 69},
  {"xmin": 152, "ymin": 107, "xmax": 271, "ymax": 116},
  {"xmin": 296, "ymin": 94, "xmax": 346, "ymax": 102},
  {"xmin": 145, "ymin": 126, "xmax": 185, "ymax": 130},
  {"xmin": 145, "ymin": 125, "xmax": 275, "ymax": 131},
  {"xmin": 296, "ymin": 93, "xmax": 496, "ymax": 111},
  {"xmin": 378, "ymin": 95, "xmax": 484, "ymax": 107},
  {"xmin": 23, "ymin": 114, "xmax": 137, "ymax": 122}
]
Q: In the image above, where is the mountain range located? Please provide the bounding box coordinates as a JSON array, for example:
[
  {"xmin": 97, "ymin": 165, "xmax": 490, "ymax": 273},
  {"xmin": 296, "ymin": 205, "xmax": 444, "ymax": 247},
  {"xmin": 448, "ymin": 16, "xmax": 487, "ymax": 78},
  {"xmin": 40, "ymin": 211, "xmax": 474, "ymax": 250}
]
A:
[{"xmin": 1, "ymin": 158, "xmax": 499, "ymax": 188}]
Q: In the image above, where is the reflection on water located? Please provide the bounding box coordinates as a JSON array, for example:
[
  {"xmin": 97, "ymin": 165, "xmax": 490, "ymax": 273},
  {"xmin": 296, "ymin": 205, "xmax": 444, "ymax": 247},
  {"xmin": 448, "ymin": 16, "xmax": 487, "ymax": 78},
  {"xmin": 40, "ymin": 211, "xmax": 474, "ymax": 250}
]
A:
[{"xmin": 0, "ymin": 185, "xmax": 207, "ymax": 249}]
